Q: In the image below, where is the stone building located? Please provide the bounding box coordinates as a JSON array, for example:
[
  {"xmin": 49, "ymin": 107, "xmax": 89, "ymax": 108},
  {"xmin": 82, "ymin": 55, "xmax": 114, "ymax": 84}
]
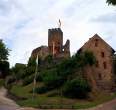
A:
[
  {"xmin": 31, "ymin": 28, "xmax": 70, "ymax": 59},
  {"xmin": 48, "ymin": 28, "xmax": 70, "ymax": 58},
  {"xmin": 77, "ymin": 34, "xmax": 115, "ymax": 91}
]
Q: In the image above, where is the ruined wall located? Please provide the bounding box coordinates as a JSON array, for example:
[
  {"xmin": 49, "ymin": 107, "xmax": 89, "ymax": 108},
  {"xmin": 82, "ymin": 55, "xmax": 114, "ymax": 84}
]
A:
[{"xmin": 31, "ymin": 46, "xmax": 49, "ymax": 60}]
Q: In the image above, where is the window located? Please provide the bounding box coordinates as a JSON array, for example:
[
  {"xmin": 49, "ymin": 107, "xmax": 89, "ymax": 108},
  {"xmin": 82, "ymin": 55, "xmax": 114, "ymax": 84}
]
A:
[
  {"xmin": 98, "ymin": 73, "xmax": 102, "ymax": 80},
  {"xmin": 95, "ymin": 39, "xmax": 98, "ymax": 47},
  {"xmin": 101, "ymin": 52, "xmax": 105, "ymax": 58},
  {"xmin": 103, "ymin": 62, "xmax": 107, "ymax": 69},
  {"xmin": 96, "ymin": 61, "xmax": 99, "ymax": 67}
]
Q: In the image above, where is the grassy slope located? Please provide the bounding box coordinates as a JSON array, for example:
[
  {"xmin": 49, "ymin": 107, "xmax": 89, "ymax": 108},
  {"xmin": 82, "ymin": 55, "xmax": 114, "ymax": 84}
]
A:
[
  {"xmin": 10, "ymin": 83, "xmax": 116, "ymax": 109},
  {"xmin": 0, "ymin": 79, "xmax": 4, "ymax": 87}
]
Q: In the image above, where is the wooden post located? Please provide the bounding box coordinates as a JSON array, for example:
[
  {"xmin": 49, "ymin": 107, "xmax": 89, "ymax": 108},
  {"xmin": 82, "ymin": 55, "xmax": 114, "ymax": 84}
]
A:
[
  {"xmin": 32, "ymin": 54, "xmax": 38, "ymax": 100},
  {"xmin": 53, "ymin": 42, "xmax": 55, "ymax": 58}
]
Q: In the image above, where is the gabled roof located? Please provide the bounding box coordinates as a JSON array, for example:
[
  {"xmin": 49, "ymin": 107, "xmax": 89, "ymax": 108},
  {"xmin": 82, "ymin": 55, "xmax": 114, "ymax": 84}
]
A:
[{"xmin": 77, "ymin": 34, "xmax": 115, "ymax": 54}]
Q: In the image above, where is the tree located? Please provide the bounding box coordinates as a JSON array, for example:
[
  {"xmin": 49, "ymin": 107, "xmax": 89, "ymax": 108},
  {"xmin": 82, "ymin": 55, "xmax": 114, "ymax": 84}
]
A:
[
  {"xmin": 0, "ymin": 40, "xmax": 9, "ymax": 78},
  {"xmin": 0, "ymin": 61, "xmax": 9, "ymax": 78},
  {"xmin": 0, "ymin": 40, "xmax": 9, "ymax": 61},
  {"xmin": 106, "ymin": 0, "xmax": 116, "ymax": 5},
  {"xmin": 11, "ymin": 63, "xmax": 27, "ymax": 80}
]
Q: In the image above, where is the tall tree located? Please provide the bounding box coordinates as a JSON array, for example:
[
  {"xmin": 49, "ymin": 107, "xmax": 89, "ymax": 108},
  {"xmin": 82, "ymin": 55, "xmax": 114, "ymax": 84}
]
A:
[
  {"xmin": 0, "ymin": 40, "xmax": 9, "ymax": 78},
  {"xmin": 0, "ymin": 40, "xmax": 9, "ymax": 61},
  {"xmin": 106, "ymin": 0, "xmax": 116, "ymax": 5}
]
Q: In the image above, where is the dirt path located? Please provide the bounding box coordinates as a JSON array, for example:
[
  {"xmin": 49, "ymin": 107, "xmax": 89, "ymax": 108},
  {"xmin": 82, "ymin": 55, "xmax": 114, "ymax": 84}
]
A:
[
  {"xmin": 0, "ymin": 87, "xmax": 19, "ymax": 110},
  {"xmin": 0, "ymin": 87, "xmax": 38, "ymax": 110}
]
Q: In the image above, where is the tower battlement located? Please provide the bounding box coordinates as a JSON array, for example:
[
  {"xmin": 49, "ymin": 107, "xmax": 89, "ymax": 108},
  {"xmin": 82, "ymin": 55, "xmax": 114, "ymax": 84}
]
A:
[{"xmin": 48, "ymin": 28, "xmax": 70, "ymax": 58}]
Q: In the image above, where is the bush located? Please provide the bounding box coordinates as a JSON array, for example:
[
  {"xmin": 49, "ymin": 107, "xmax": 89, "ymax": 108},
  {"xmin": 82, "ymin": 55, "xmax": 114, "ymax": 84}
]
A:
[
  {"xmin": 35, "ymin": 86, "xmax": 48, "ymax": 94},
  {"xmin": 57, "ymin": 58, "xmax": 76, "ymax": 77},
  {"xmin": 43, "ymin": 69, "xmax": 64, "ymax": 89},
  {"xmin": 63, "ymin": 77, "xmax": 91, "ymax": 99},
  {"xmin": 11, "ymin": 63, "xmax": 26, "ymax": 80},
  {"xmin": 23, "ymin": 74, "xmax": 34, "ymax": 86},
  {"xmin": 0, "ymin": 79, "xmax": 4, "ymax": 87},
  {"xmin": 83, "ymin": 51, "xmax": 96, "ymax": 66}
]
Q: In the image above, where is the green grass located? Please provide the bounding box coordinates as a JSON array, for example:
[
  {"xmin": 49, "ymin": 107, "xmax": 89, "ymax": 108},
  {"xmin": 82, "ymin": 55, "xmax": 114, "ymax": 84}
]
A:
[
  {"xmin": 10, "ymin": 83, "xmax": 116, "ymax": 109},
  {"xmin": 0, "ymin": 79, "xmax": 4, "ymax": 87},
  {"xmin": 74, "ymin": 92, "xmax": 116, "ymax": 109}
]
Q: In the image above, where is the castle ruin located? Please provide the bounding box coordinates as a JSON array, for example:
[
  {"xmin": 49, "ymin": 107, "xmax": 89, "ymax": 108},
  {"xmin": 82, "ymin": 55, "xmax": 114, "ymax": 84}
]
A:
[
  {"xmin": 31, "ymin": 28, "xmax": 70, "ymax": 59},
  {"xmin": 31, "ymin": 26, "xmax": 116, "ymax": 92}
]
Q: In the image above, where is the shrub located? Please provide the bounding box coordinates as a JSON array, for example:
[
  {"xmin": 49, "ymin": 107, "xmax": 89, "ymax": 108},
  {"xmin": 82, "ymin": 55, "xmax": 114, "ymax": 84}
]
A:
[
  {"xmin": 43, "ymin": 69, "xmax": 64, "ymax": 89},
  {"xmin": 35, "ymin": 86, "xmax": 48, "ymax": 94},
  {"xmin": 23, "ymin": 74, "xmax": 34, "ymax": 86},
  {"xmin": 63, "ymin": 77, "xmax": 91, "ymax": 99},
  {"xmin": 83, "ymin": 51, "xmax": 96, "ymax": 66},
  {"xmin": 11, "ymin": 63, "xmax": 26, "ymax": 80}
]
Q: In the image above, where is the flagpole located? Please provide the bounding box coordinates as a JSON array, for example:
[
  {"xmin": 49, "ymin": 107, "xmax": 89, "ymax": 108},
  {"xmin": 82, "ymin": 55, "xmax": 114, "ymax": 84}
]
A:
[
  {"xmin": 59, "ymin": 19, "xmax": 61, "ymax": 28},
  {"xmin": 53, "ymin": 41, "xmax": 55, "ymax": 58},
  {"xmin": 32, "ymin": 54, "xmax": 38, "ymax": 100}
]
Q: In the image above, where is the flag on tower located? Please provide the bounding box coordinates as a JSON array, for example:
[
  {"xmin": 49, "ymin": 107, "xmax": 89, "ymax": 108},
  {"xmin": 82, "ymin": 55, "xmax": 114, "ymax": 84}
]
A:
[{"xmin": 59, "ymin": 19, "xmax": 61, "ymax": 28}]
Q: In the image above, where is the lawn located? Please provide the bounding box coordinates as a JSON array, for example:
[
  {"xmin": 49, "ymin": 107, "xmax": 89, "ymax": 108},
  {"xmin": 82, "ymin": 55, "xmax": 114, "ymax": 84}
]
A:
[
  {"xmin": 10, "ymin": 83, "xmax": 116, "ymax": 109},
  {"xmin": 0, "ymin": 79, "xmax": 4, "ymax": 87}
]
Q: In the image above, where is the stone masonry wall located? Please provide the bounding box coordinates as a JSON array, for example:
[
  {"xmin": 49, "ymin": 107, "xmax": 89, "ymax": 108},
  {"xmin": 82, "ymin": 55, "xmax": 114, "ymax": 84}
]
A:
[{"xmin": 79, "ymin": 34, "xmax": 115, "ymax": 91}]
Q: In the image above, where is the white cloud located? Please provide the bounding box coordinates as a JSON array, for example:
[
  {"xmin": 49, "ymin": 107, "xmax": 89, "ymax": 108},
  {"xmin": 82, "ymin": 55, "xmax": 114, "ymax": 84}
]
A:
[{"xmin": 0, "ymin": 0, "xmax": 116, "ymax": 67}]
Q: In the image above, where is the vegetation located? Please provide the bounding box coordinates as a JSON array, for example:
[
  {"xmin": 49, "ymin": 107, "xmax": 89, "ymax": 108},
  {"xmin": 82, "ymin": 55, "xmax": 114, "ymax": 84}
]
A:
[
  {"xmin": 9, "ymin": 83, "xmax": 116, "ymax": 109},
  {"xmin": 106, "ymin": 0, "xmax": 116, "ymax": 5},
  {"xmin": 63, "ymin": 77, "xmax": 91, "ymax": 99},
  {"xmin": 0, "ymin": 40, "xmax": 9, "ymax": 78},
  {"xmin": 9, "ymin": 51, "xmax": 96, "ymax": 99},
  {"xmin": 8, "ymin": 50, "xmax": 116, "ymax": 109},
  {"xmin": 0, "ymin": 40, "xmax": 9, "ymax": 61},
  {"xmin": 11, "ymin": 63, "xmax": 26, "ymax": 80},
  {"xmin": 0, "ymin": 79, "xmax": 4, "ymax": 87}
]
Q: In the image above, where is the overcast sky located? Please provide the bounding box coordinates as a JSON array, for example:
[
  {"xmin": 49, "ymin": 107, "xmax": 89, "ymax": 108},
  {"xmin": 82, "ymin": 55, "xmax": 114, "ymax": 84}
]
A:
[{"xmin": 0, "ymin": 0, "xmax": 116, "ymax": 67}]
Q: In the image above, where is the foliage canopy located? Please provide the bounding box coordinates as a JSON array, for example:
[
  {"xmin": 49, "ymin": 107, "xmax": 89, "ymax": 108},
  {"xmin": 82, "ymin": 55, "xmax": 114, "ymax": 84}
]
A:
[{"xmin": 107, "ymin": 0, "xmax": 116, "ymax": 5}]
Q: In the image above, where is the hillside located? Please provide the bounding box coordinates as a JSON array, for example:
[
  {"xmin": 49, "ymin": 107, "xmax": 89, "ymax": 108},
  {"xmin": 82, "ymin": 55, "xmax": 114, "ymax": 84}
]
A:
[{"xmin": 3, "ymin": 51, "xmax": 116, "ymax": 109}]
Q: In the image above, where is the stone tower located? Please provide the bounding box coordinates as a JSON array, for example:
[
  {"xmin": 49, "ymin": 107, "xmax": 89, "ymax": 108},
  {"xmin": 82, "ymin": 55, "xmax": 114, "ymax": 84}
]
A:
[{"xmin": 48, "ymin": 28, "xmax": 63, "ymax": 56}]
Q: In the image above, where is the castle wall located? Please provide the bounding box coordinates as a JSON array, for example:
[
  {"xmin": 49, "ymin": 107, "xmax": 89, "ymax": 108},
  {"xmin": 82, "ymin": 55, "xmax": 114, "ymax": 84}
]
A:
[{"xmin": 31, "ymin": 46, "xmax": 49, "ymax": 60}]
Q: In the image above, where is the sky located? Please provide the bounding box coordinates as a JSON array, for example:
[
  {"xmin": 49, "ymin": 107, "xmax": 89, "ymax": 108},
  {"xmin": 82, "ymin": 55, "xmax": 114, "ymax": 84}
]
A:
[{"xmin": 0, "ymin": 0, "xmax": 116, "ymax": 67}]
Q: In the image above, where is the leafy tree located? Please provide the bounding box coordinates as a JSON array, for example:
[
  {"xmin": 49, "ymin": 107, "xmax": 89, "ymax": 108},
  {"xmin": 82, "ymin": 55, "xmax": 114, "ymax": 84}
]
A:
[
  {"xmin": 11, "ymin": 63, "xmax": 26, "ymax": 80},
  {"xmin": 0, "ymin": 61, "xmax": 9, "ymax": 78},
  {"xmin": 0, "ymin": 40, "xmax": 9, "ymax": 78},
  {"xmin": 0, "ymin": 40, "xmax": 9, "ymax": 61},
  {"xmin": 28, "ymin": 57, "xmax": 36, "ymax": 67},
  {"xmin": 43, "ymin": 69, "xmax": 64, "ymax": 89},
  {"xmin": 106, "ymin": 0, "xmax": 116, "ymax": 5}
]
